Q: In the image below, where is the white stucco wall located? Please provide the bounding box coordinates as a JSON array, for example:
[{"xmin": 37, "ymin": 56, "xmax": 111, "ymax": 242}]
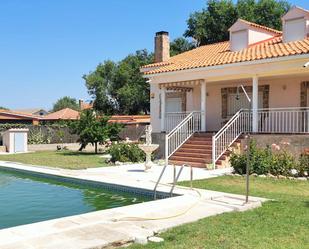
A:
[{"xmin": 248, "ymin": 29, "xmax": 274, "ymax": 45}]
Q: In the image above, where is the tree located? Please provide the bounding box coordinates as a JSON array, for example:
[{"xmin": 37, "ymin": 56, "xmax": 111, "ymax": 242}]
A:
[
  {"xmin": 184, "ymin": 0, "xmax": 290, "ymax": 45},
  {"xmin": 53, "ymin": 96, "xmax": 79, "ymax": 112},
  {"xmin": 84, "ymin": 49, "xmax": 153, "ymax": 115},
  {"xmin": 170, "ymin": 37, "xmax": 196, "ymax": 56},
  {"xmin": 69, "ymin": 109, "xmax": 122, "ymax": 153},
  {"xmin": 0, "ymin": 106, "xmax": 9, "ymax": 110}
]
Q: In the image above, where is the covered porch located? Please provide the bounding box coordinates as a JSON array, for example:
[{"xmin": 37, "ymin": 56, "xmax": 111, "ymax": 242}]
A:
[{"xmin": 160, "ymin": 74, "xmax": 309, "ymax": 134}]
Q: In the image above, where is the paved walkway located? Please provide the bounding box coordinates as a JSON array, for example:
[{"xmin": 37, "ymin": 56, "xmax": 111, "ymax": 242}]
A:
[{"xmin": 0, "ymin": 161, "xmax": 265, "ymax": 249}]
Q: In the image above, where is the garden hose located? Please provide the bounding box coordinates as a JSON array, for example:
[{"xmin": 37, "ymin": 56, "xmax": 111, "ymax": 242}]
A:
[{"xmin": 112, "ymin": 183, "xmax": 203, "ymax": 222}]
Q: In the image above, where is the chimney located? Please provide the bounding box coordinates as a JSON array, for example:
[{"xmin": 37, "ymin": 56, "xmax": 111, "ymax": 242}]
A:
[
  {"xmin": 154, "ymin": 31, "xmax": 170, "ymax": 63},
  {"xmin": 79, "ymin": 99, "xmax": 84, "ymax": 110}
]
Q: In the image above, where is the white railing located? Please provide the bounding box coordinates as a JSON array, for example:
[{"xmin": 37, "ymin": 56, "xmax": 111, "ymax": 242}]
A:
[
  {"xmin": 165, "ymin": 112, "xmax": 200, "ymax": 166},
  {"xmin": 257, "ymin": 107, "xmax": 309, "ymax": 133},
  {"xmin": 212, "ymin": 107, "xmax": 309, "ymax": 167},
  {"xmin": 165, "ymin": 111, "xmax": 202, "ymax": 133},
  {"xmin": 212, "ymin": 109, "xmax": 251, "ymax": 167}
]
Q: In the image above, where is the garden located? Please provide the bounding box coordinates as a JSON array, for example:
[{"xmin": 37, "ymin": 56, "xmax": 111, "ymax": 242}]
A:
[
  {"xmin": 230, "ymin": 140, "xmax": 309, "ymax": 179},
  {"xmin": 0, "ymin": 110, "xmax": 150, "ymax": 169}
]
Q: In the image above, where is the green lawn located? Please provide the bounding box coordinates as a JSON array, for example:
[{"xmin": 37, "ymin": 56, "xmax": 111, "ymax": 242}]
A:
[
  {"xmin": 0, "ymin": 151, "xmax": 108, "ymax": 169},
  {"xmin": 130, "ymin": 176, "xmax": 309, "ymax": 249}
]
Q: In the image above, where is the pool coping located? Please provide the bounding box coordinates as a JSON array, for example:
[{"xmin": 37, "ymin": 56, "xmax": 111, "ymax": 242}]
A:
[{"xmin": 0, "ymin": 161, "xmax": 267, "ymax": 249}]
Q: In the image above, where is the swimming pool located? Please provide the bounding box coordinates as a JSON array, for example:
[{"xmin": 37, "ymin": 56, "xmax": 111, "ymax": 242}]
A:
[{"xmin": 0, "ymin": 168, "xmax": 150, "ymax": 229}]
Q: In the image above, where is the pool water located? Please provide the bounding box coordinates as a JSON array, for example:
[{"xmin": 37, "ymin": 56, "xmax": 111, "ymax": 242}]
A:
[{"xmin": 0, "ymin": 169, "xmax": 150, "ymax": 229}]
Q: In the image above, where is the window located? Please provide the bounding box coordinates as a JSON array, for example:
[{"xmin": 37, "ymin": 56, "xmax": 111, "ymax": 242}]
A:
[
  {"xmin": 166, "ymin": 97, "xmax": 182, "ymax": 112},
  {"xmin": 227, "ymin": 92, "xmax": 263, "ymax": 117}
]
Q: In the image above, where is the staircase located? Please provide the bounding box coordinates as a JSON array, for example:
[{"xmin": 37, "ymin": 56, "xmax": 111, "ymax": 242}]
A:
[{"xmin": 169, "ymin": 132, "xmax": 240, "ymax": 168}]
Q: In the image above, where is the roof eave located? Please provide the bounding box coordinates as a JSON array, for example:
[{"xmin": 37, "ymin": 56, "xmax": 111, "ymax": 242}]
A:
[{"xmin": 143, "ymin": 53, "xmax": 309, "ymax": 78}]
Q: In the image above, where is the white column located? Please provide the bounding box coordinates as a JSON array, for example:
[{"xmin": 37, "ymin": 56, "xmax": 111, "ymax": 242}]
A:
[
  {"xmin": 201, "ymin": 80, "xmax": 206, "ymax": 131},
  {"xmin": 160, "ymin": 87, "xmax": 166, "ymax": 132},
  {"xmin": 252, "ymin": 75, "xmax": 258, "ymax": 132}
]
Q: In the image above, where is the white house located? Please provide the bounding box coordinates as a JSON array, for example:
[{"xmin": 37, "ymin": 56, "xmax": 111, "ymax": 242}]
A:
[{"xmin": 141, "ymin": 6, "xmax": 309, "ymax": 168}]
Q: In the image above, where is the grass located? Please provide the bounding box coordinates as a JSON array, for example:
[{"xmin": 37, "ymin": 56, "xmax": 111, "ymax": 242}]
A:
[
  {"xmin": 0, "ymin": 151, "xmax": 108, "ymax": 169},
  {"xmin": 130, "ymin": 176, "xmax": 309, "ymax": 249}
]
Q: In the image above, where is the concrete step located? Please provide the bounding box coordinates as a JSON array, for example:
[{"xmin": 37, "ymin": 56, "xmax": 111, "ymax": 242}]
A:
[
  {"xmin": 182, "ymin": 144, "xmax": 212, "ymax": 149},
  {"xmin": 186, "ymin": 140, "xmax": 212, "ymax": 145},
  {"xmin": 189, "ymin": 137, "xmax": 212, "ymax": 141},
  {"xmin": 193, "ymin": 133, "xmax": 213, "ymax": 137},
  {"xmin": 178, "ymin": 148, "xmax": 212, "ymax": 154},
  {"xmin": 172, "ymin": 152, "xmax": 211, "ymax": 158},
  {"xmin": 169, "ymin": 156, "xmax": 211, "ymax": 164}
]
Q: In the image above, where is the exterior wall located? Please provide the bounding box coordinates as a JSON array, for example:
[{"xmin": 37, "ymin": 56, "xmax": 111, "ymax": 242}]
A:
[{"xmin": 248, "ymin": 29, "xmax": 274, "ymax": 45}]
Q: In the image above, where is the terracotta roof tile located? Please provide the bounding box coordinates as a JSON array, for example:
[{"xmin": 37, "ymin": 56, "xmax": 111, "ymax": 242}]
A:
[
  {"xmin": 143, "ymin": 36, "xmax": 309, "ymax": 75},
  {"xmin": 43, "ymin": 108, "xmax": 80, "ymax": 120},
  {"xmin": 238, "ymin": 19, "xmax": 282, "ymax": 35}
]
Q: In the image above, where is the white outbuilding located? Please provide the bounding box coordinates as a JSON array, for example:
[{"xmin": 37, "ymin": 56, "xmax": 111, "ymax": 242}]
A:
[{"xmin": 2, "ymin": 128, "xmax": 29, "ymax": 153}]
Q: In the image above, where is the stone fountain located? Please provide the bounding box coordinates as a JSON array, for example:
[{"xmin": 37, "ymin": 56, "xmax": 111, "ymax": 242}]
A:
[{"xmin": 138, "ymin": 125, "xmax": 159, "ymax": 171}]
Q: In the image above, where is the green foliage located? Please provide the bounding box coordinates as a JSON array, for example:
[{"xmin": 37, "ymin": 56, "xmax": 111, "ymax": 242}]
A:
[
  {"xmin": 170, "ymin": 37, "xmax": 196, "ymax": 56},
  {"xmin": 69, "ymin": 110, "xmax": 122, "ymax": 153},
  {"xmin": 230, "ymin": 141, "xmax": 270, "ymax": 174},
  {"xmin": 107, "ymin": 143, "xmax": 145, "ymax": 163},
  {"xmin": 184, "ymin": 0, "xmax": 290, "ymax": 45},
  {"xmin": 231, "ymin": 140, "xmax": 307, "ymax": 177},
  {"xmin": 52, "ymin": 96, "xmax": 80, "ymax": 112},
  {"xmin": 0, "ymin": 106, "xmax": 9, "ymax": 110},
  {"xmin": 28, "ymin": 127, "xmax": 52, "ymax": 144},
  {"xmin": 84, "ymin": 50, "xmax": 153, "ymax": 115},
  {"xmin": 0, "ymin": 123, "xmax": 28, "ymax": 131},
  {"xmin": 298, "ymin": 153, "xmax": 309, "ymax": 176}
]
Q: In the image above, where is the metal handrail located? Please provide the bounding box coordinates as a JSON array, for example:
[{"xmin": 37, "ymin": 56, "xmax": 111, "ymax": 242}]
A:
[
  {"xmin": 212, "ymin": 109, "xmax": 250, "ymax": 167},
  {"xmin": 169, "ymin": 164, "xmax": 185, "ymax": 197},
  {"xmin": 154, "ymin": 164, "xmax": 192, "ymax": 200},
  {"xmin": 154, "ymin": 111, "xmax": 200, "ymax": 199}
]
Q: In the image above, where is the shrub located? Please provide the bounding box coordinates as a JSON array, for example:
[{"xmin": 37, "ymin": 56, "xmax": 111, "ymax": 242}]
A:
[
  {"xmin": 270, "ymin": 151, "xmax": 295, "ymax": 176},
  {"xmin": 231, "ymin": 141, "xmax": 272, "ymax": 175},
  {"xmin": 230, "ymin": 140, "xmax": 300, "ymax": 177},
  {"xmin": 107, "ymin": 143, "xmax": 145, "ymax": 163},
  {"xmin": 28, "ymin": 127, "xmax": 51, "ymax": 144},
  {"xmin": 296, "ymin": 153, "xmax": 309, "ymax": 177}
]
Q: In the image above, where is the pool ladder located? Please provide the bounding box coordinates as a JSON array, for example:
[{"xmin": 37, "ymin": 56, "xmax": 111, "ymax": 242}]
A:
[{"xmin": 153, "ymin": 164, "xmax": 193, "ymax": 200}]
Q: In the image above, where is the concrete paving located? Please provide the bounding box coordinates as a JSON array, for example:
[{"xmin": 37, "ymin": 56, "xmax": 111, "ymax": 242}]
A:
[{"xmin": 0, "ymin": 161, "xmax": 266, "ymax": 249}]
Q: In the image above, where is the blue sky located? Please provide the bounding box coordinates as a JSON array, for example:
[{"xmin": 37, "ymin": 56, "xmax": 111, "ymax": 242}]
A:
[{"xmin": 1, "ymin": 0, "xmax": 308, "ymax": 110}]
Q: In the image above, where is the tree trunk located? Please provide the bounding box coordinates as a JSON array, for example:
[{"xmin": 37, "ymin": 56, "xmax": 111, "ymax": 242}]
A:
[{"xmin": 95, "ymin": 142, "xmax": 98, "ymax": 154}]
